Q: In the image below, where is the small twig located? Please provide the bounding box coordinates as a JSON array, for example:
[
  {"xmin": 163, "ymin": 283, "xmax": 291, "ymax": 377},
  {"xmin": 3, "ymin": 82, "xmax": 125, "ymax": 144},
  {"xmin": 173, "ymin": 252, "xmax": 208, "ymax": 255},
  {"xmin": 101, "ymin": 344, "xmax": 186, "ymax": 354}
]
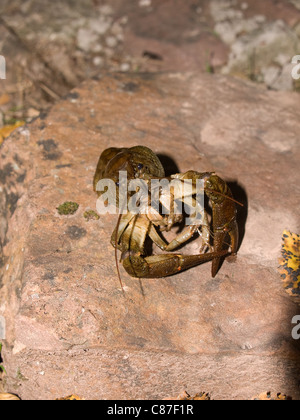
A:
[{"xmin": 38, "ymin": 82, "xmax": 61, "ymax": 100}]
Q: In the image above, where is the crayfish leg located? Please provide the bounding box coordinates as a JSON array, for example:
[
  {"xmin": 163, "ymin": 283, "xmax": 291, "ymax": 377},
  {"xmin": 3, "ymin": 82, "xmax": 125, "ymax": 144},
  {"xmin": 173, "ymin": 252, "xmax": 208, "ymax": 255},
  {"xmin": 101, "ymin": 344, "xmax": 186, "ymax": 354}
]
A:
[
  {"xmin": 122, "ymin": 250, "xmax": 228, "ymax": 279},
  {"xmin": 211, "ymin": 219, "xmax": 239, "ymax": 278}
]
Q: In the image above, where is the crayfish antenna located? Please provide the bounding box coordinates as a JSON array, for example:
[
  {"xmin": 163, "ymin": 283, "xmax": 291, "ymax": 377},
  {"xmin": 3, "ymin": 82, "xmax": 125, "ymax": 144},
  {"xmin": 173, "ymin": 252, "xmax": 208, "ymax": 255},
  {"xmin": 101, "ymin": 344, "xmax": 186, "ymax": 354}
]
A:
[{"xmin": 205, "ymin": 188, "xmax": 244, "ymax": 207}]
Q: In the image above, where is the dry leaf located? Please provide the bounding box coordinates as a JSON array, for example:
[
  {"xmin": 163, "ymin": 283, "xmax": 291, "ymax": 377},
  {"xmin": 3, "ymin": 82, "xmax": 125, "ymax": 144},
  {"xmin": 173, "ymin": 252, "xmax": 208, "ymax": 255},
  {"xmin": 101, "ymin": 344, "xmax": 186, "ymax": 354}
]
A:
[
  {"xmin": 0, "ymin": 94, "xmax": 11, "ymax": 106},
  {"xmin": 188, "ymin": 392, "xmax": 210, "ymax": 400},
  {"xmin": 252, "ymin": 392, "xmax": 292, "ymax": 401},
  {"xmin": 165, "ymin": 390, "xmax": 210, "ymax": 400},
  {"xmin": 278, "ymin": 230, "xmax": 300, "ymax": 304},
  {"xmin": 56, "ymin": 394, "xmax": 82, "ymax": 400},
  {"xmin": 0, "ymin": 393, "xmax": 21, "ymax": 401},
  {"xmin": 0, "ymin": 121, "xmax": 25, "ymax": 144}
]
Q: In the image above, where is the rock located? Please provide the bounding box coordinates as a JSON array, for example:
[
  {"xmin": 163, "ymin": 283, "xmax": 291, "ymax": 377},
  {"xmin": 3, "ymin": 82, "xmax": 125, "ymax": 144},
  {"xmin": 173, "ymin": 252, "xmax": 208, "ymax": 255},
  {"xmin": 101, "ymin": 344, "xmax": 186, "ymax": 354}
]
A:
[
  {"xmin": 105, "ymin": 36, "xmax": 118, "ymax": 49},
  {"xmin": 262, "ymin": 66, "xmax": 281, "ymax": 87},
  {"xmin": 209, "ymin": 0, "xmax": 300, "ymax": 90},
  {"xmin": 290, "ymin": 0, "xmax": 300, "ymax": 10},
  {"xmin": 77, "ymin": 28, "xmax": 100, "ymax": 52},
  {"xmin": 269, "ymin": 63, "xmax": 295, "ymax": 91},
  {"xmin": 214, "ymin": 16, "xmax": 265, "ymax": 45},
  {"xmin": 0, "ymin": 0, "xmax": 127, "ymax": 102},
  {"xmin": 139, "ymin": 0, "xmax": 152, "ymax": 7},
  {"xmin": 261, "ymin": 62, "xmax": 296, "ymax": 92},
  {"xmin": 239, "ymin": 0, "xmax": 300, "ymax": 27},
  {"xmin": 222, "ymin": 20, "xmax": 299, "ymax": 86},
  {"xmin": 0, "ymin": 73, "xmax": 300, "ymax": 400}
]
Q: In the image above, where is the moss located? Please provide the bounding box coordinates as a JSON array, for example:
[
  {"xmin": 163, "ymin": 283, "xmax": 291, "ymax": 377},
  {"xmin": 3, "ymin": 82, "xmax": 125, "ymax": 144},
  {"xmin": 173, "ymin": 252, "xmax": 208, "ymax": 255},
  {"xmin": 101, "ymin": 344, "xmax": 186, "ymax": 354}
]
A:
[
  {"xmin": 57, "ymin": 201, "xmax": 79, "ymax": 216},
  {"xmin": 16, "ymin": 367, "xmax": 28, "ymax": 381},
  {"xmin": 0, "ymin": 343, "xmax": 6, "ymax": 374},
  {"xmin": 83, "ymin": 210, "xmax": 100, "ymax": 221}
]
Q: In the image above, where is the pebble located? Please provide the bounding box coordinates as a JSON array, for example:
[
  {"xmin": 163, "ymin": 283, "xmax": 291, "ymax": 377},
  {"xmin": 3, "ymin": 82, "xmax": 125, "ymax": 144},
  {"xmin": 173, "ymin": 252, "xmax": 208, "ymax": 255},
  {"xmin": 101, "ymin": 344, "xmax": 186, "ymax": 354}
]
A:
[
  {"xmin": 120, "ymin": 63, "xmax": 130, "ymax": 72},
  {"xmin": 77, "ymin": 28, "xmax": 98, "ymax": 52},
  {"xmin": 139, "ymin": 0, "xmax": 152, "ymax": 7},
  {"xmin": 106, "ymin": 36, "xmax": 118, "ymax": 48},
  {"xmin": 93, "ymin": 56, "xmax": 104, "ymax": 67},
  {"xmin": 90, "ymin": 18, "xmax": 111, "ymax": 35}
]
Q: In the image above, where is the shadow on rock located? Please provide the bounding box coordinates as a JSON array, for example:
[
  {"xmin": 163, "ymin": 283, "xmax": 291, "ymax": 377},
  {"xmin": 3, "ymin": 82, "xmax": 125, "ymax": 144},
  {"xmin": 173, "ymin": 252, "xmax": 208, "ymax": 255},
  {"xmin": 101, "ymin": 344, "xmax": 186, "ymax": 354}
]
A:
[{"xmin": 157, "ymin": 154, "xmax": 180, "ymax": 177}]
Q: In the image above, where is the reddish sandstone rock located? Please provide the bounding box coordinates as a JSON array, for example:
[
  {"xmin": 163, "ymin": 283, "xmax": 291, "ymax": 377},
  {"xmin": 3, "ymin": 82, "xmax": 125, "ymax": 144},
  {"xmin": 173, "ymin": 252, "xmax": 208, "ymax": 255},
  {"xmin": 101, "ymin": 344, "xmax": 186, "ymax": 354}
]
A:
[{"xmin": 0, "ymin": 72, "xmax": 299, "ymax": 400}]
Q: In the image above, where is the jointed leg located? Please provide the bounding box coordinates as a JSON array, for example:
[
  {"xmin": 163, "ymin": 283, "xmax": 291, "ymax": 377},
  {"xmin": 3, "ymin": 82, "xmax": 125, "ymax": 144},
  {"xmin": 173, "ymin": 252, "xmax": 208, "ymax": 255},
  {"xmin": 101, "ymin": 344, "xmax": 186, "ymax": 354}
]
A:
[{"xmin": 122, "ymin": 249, "xmax": 229, "ymax": 278}]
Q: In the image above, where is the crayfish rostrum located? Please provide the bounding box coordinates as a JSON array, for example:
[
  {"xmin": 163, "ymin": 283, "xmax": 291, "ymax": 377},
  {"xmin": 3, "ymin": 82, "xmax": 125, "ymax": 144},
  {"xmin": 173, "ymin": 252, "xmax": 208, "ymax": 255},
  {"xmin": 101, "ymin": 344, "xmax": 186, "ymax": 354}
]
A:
[{"xmin": 93, "ymin": 146, "xmax": 238, "ymax": 283}]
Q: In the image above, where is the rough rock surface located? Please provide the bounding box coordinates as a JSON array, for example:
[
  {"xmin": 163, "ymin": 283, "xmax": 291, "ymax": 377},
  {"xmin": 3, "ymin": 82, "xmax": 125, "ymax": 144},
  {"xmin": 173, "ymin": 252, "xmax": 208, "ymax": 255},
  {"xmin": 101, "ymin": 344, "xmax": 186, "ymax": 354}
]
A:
[{"xmin": 0, "ymin": 72, "xmax": 300, "ymax": 400}]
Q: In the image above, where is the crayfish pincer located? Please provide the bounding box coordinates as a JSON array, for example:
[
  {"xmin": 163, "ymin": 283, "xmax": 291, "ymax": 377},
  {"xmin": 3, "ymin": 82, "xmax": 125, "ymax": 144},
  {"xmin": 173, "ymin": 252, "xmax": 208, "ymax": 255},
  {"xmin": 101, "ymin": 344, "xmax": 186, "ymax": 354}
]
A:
[{"xmin": 93, "ymin": 146, "xmax": 238, "ymax": 283}]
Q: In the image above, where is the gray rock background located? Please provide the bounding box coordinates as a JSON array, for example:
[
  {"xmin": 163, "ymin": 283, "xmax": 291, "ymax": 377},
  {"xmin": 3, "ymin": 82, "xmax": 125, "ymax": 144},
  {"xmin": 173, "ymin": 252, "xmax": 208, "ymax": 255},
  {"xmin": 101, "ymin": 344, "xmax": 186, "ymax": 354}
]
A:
[{"xmin": 0, "ymin": 0, "xmax": 300, "ymax": 125}]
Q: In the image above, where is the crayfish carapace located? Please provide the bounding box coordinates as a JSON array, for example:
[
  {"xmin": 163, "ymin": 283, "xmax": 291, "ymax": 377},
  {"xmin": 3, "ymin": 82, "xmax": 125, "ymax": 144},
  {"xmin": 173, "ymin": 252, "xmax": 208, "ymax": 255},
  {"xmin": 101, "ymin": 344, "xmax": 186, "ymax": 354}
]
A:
[{"xmin": 93, "ymin": 146, "xmax": 239, "ymax": 285}]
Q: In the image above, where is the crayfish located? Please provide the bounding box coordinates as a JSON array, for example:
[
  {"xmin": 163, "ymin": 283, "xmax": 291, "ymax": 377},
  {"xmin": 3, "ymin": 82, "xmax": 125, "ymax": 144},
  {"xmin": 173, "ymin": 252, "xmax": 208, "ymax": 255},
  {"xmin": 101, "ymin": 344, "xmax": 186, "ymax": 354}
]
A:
[{"xmin": 93, "ymin": 146, "xmax": 239, "ymax": 287}]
